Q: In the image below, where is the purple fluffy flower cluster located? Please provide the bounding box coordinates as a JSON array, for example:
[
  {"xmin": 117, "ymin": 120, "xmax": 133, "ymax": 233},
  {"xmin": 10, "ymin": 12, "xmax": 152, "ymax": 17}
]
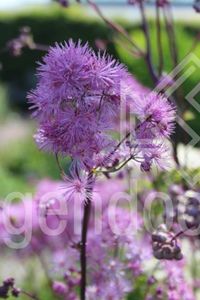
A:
[
  {"xmin": 0, "ymin": 178, "xmax": 198, "ymax": 300},
  {"xmin": 28, "ymin": 40, "xmax": 175, "ymax": 172},
  {"xmin": 0, "ymin": 179, "xmax": 148, "ymax": 300},
  {"xmin": 28, "ymin": 40, "xmax": 128, "ymax": 169}
]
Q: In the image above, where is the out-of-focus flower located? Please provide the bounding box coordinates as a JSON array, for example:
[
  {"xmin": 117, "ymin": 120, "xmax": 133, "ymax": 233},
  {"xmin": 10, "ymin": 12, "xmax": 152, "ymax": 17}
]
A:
[
  {"xmin": 53, "ymin": 281, "xmax": 68, "ymax": 295},
  {"xmin": 147, "ymin": 276, "xmax": 156, "ymax": 285},
  {"xmin": 127, "ymin": 0, "xmax": 144, "ymax": 4},
  {"xmin": 0, "ymin": 177, "xmax": 152, "ymax": 300},
  {"xmin": 165, "ymin": 261, "xmax": 196, "ymax": 300},
  {"xmin": 7, "ymin": 27, "xmax": 34, "ymax": 57},
  {"xmin": 11, "ymin": 287, "xmax": 21, "ymax": 297},
  {"xmin": 58, "ymin": 0, "xmax": 69, "ymax": 7},
  {"xmin": 193, "ymin": 0, "xmax": 200, "ymax": 12},
  {"xmin": 57, "ymin": 0, "xmax": 81, "ymax": 5},
  {"xmin": 95, "ymin": 39, "xmax": 108, "ymax": 51},
  {"xmin": 156, "ymin": 0, "xmax": 169, "ymax": 7}
]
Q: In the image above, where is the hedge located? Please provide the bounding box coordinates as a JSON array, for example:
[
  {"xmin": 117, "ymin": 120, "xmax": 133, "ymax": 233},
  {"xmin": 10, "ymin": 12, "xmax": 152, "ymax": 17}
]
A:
[{"xmin": 0, "ymin": 4, "xmax": 200, "ymax": 135}]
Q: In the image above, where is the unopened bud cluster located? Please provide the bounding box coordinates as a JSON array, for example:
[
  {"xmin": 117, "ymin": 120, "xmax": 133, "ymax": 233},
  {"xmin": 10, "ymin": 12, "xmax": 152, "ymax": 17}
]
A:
[
  {"xmin": 152, "ymin": 224, "xmax": 183, "ymax": 260},
  {"xmin": 0, "ymin": 278, "xmax": 20, "ymax": 299},
  {"xmin": 177, "ymin": 190, "xmax": 200, "ymax": 229}
]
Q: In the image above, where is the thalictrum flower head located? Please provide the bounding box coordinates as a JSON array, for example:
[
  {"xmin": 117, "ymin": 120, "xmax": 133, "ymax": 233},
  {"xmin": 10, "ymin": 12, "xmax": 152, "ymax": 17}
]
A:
[
  {"xmin": 29, "ymin": 39, "xmax": 175, "ymax": 172},
  {"xmin": 28, "ymin": 40, "xmax": 129, "ymax": 170}
]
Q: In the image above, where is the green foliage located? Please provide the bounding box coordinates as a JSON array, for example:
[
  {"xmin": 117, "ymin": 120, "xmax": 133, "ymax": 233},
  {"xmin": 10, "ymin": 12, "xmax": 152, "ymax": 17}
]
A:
[
  {"xmin": 0, "ymin": 84, "xmax": 8, "ymax": 121},
  {"xmin": 0, "ymin": 133, "xmax": 70, "ymax": 197},
  {"xmin": 127, "ymin": 275, "xmax": 149, "ymax": 299}
]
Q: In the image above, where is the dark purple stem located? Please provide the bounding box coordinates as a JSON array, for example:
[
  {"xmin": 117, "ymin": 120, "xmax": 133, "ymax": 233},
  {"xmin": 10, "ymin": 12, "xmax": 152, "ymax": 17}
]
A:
[
  {"xmin": 163, "ymin": 5, "xmax": 178, "ymax": 67},
  {"xmin": 87, "ymin": 0, "xmax": 144, "ymax": 56},
  {"xmin": 80, "ymin": 172, "xmax": 93, "ymax": 300},
  {"xmin": 156, "ymin": 5, "xmax": 163, "ymax": 76},
  {"xmin": 21, "ymin": 290, "xmax": 40, "ymax": 300},
  {"xmin": 138, "ymin": 1, "xmax": 158, "ymax": 84}
]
